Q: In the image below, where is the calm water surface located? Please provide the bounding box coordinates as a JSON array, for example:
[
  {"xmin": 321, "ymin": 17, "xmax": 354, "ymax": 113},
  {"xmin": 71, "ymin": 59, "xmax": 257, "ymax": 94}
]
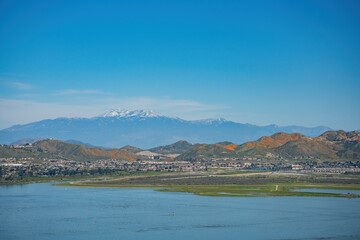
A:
[
  {"xmin": 1, "ymin": 183, "xmax": 360, "ymax": 240},
  {"xmin": 294, "ymin": 188, "xmax": 360, "ymax": 195}
]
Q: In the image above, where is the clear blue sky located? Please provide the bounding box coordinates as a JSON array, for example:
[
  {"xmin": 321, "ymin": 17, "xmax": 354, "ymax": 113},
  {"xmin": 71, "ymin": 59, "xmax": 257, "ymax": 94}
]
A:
[{"xmin": 0, "ymin": 0, "xmax": 359, "ymax": 130}]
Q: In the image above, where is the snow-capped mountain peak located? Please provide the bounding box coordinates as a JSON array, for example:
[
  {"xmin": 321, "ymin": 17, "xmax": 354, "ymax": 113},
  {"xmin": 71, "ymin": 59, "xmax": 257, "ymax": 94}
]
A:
[
  {"xmin": 99, "ymin": 109, "xmax": 160, "ymax": 118},
  {"xmin": 0, "ymin": 109, "xmax": 332, "ymax": 149}
]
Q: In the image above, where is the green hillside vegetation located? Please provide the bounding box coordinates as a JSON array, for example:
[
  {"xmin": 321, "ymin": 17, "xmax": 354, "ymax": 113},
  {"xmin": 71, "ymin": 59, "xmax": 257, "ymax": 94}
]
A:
[
  {"xmin": 118, "ymin": 145, "xmax": 143, "ymax": 154},
  {"xmin": 176, "ymin": 142, "xmax": 239, "ymax": 160},
  {"xmin": 149, "ymin": 140, "xmax": 193, "ymax": 154}
]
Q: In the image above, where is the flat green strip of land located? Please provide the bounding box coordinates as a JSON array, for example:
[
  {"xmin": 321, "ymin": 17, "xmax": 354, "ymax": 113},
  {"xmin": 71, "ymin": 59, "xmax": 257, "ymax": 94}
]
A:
[
  {"xmin": 58, "ymin": 171, "xmax": 360, "ymax": 198},
  {"xmin": 157, "ymin": 184, "xmax": 360, "ymax": 197}
]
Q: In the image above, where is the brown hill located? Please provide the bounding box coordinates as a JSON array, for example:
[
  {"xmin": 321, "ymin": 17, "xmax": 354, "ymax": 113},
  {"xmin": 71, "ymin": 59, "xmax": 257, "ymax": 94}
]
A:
[
  {"xmin": 119, "ymin": 145, "xmax": 143, "ymax": 154},
  {"xmin": 275, "ymin": 131, "xmax": 360, "ymax": 159},
  {"xmin": 176, "ymin": 131, "xmax": 360, "ymax": 161},
  {"xmin": 176, "ymin": 142, "xmax": 240, "ymax": 161},
  {"xmin": 274, "ymin": 138, "xmax": 337, "ymax": 159},
  {"xmin": 0, "ymin": 139, "xmax": 136, "ymax": 161},
  {"xmin": 30, "ymin": 139, "xmax": 136, "ymax": 161},
  {"xmin": 241, "ymin": 132, "xmax": 304, "ymax": 150},
  {"xmin": 148, "ymin": 140, "xmax": 193, "ymax": 154}
]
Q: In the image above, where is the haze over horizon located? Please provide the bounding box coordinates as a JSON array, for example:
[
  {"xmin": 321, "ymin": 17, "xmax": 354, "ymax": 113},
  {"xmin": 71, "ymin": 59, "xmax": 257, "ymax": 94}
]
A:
[{"xmin": 1, "ymin": 0, "xmax": 359, "ymax": 130}]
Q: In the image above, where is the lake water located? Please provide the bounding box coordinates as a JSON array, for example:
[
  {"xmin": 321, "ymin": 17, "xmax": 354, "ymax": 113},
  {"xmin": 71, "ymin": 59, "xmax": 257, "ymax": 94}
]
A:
[
  {"xmin": 294, "ymin": 188, "xmax": 360, "ymax": 195},
  {"xmin": 1, "ymin": 183, "xmax": 360, "ymax": 240}
]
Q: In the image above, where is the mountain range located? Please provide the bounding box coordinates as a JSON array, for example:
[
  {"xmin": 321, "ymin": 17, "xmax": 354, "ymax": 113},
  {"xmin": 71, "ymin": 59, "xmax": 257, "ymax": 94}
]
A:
[
  {"xmin": 0, "ymin": 109, "xmax": 332, "ymax": 148},
  {"xmin": 1, "ymin": 130, "xmax": 359, "ymax": 162}
]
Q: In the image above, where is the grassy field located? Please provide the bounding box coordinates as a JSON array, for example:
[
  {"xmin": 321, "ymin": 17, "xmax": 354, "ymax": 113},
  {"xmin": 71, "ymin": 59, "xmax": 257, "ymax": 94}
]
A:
[
  {"xmin": 0, "ymin": 170, "xmax": 169, "ymax": 185},
  {"xmin": 157, "ymin": 183, "xmax": 360, "ymax": 197},
  {"xmin": 59, "ymin": 170, "xmax": 360, "ymax": 198}
]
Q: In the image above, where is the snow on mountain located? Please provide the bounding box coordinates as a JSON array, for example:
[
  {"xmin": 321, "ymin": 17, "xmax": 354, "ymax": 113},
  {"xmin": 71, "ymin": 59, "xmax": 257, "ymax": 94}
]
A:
[
  {"xmin": 192, "ymin": 118, "xmax": 227, "ymax": 125},
  {"xmin": 0, "ymin": 109, "xmax": 333, "ymax": 148},
  {"xmin": 99, "ymin": 109, "xmax": 160, "ymax": 118}
]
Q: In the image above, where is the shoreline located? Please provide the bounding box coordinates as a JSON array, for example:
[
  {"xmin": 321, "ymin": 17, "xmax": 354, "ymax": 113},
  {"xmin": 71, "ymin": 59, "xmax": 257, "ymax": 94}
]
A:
[
  {"xmin": 58, "ymin": 182, "xmax": 360, "ymax": 198},
  {"xmin": 55, "ymin": 170, "xmax": 360, "ymax": 198},
  {"xmin": 3, "ymin": 170, "xmax": 360, "ymax": 198}
]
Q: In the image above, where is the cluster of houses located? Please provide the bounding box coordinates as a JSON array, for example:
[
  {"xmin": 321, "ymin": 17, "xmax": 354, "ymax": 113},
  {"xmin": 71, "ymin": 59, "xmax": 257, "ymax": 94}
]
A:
[
  {"xmin": 0, "ymin": 157, "xmax": 208, "ymax": 180},
  {"xmin": 1, "ymin": 156, "xmax": 359, "ymax": 181}
]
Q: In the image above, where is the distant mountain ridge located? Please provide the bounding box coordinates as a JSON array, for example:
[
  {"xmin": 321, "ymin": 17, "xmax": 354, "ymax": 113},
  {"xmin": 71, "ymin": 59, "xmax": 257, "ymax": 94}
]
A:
[{"xmin": 0, "ymin": 109, "xmax": 332, "ymax": 148}]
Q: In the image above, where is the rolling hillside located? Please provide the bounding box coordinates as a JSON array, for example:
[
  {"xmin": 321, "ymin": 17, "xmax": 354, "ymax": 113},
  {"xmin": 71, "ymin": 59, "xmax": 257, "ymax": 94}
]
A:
[
  {"xmin": 149, "ymin": 140, "xmax": 193, "ymax": 154},
  {"xmin": 0, "ymin": 139, "xmax": 136, "ymax": 162},
  {"xmin": 2, "ymin": 131, "xmax": 359, "ymax": 162},
  {"xmin": 176, "ymin": 131, "xmax": 360, "ymax": 161}
]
